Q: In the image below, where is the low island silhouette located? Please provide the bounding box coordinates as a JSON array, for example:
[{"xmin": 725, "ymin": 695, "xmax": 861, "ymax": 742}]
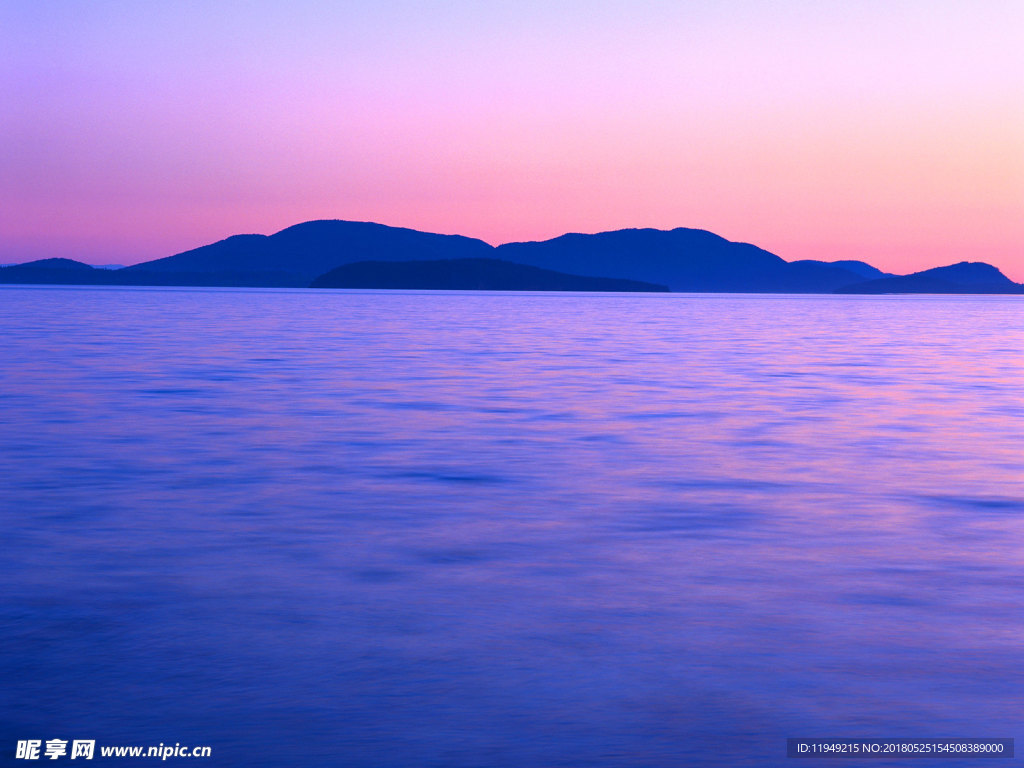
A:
[
  {"xmin": 3, "ymin": 220, "xmax": 1021, "ymax": 294},
  {"xmin": 310, "ymin": 258, "xmax": 668, "ymax": 292}
]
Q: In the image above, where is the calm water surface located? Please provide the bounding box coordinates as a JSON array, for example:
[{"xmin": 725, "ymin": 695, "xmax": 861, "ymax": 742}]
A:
[{"xmin": 1, "ymin": 286, "xmax": 1022, "ymax": 767}]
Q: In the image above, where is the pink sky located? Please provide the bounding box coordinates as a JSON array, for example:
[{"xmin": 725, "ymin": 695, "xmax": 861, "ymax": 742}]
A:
[{"xmin": 2, "ymin": 2, "xmax": 1022, "ymax": 278}]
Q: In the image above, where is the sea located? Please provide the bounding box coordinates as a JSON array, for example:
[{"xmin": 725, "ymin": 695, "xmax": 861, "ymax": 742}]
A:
[{"xmin": 2, "ymin": 285, "xmax": 1021, "ymax": 767}]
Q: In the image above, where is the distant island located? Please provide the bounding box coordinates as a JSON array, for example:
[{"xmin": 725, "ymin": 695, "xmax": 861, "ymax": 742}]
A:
[
  {"xmin": 833, "ymin": 262, "xmax": 1024, "ymax": 294},
  {"xmin": 2, "ymin": 219, "xmax": 1021, "ymax": 294},
  {"xmin": 311, "ymin": 258, "xmax": 668, "ymax": 292}
]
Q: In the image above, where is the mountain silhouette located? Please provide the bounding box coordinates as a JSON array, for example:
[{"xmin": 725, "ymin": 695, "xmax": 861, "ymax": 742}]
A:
[
  {"xmin": 122, "ymin": 220, "xmax": 494, "ymax": 286},
  {"xmin": 117, "ymin": 222, "xmax": 879, "ymax": 291},
  {"xmin": 0, "ymin": 258, "xmax": 106, "ymax": 284},
  {"xmin": 791, "ymin": 259, "xmax": 891, "ymax": 280},
  {"xmin": 495, "ymin": 228, "xmax": 870, "ymax": 292},
  {"xmin": 836, "ymin": 262, "xmax": 1024, "ymax": 294},
  {"xmin": 2, "ymin": 220, "xmax": 1019, "ymax": 294},
  {"xmin": 311, "ymin": 258, "xmax": 669, "ymax": 292},
  {"xmin": 16, "ymin": 258, "xmax": 96, "ymax": 271}
]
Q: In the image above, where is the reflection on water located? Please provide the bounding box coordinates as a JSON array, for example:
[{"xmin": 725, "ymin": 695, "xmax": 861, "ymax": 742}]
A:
[{"xmin": 1, "ymin": 286, "xmax": 1022, "ymax": 767}]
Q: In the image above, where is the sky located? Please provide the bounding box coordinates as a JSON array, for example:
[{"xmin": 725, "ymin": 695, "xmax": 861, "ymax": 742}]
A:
[{"xmin": 2, "ymin": 0, "xmax": 1022, "ymax": 277}]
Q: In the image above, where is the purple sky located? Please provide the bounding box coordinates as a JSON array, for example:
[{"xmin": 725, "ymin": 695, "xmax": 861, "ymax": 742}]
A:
[{"xmin": 2, "ymin": 1, "xmax": 1022, "ymax": 277}]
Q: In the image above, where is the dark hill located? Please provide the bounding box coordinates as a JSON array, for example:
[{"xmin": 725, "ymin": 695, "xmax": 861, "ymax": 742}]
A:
[
  {"xmin": 123, "ymin": 220, "xmax": 495, "ymax": 286},
  {"xmin": 5, "ymin": 220, "xmax": 1016, "ymax": 295},
  {"xmin": 791, "ymin": 259, "xmax": 891, "ymax": 280},
  {"xmin": 495, "ymin": 228, "xmax": 868, "ymax": 292},
  {"xmin": 836, "ymin": 262, "xmax": 1024, "ymax": 294},
  {"xmin": 921, "ymin": 262, "xmax": 1016, "ymax": 286},
  {"xmin": 16, "ymin": 258, "xmax": 96, "ymax": 271},
  {"xmin": 0, "ymin": 222, "xmax": 886, "ymax": 291},
  {"xmin": 311, "ymin": 258, "xmax": 669, "ymax": 292},
  {"xmin": 0, "ymin": 258, "xmax": 105, "ymax": 284}
]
